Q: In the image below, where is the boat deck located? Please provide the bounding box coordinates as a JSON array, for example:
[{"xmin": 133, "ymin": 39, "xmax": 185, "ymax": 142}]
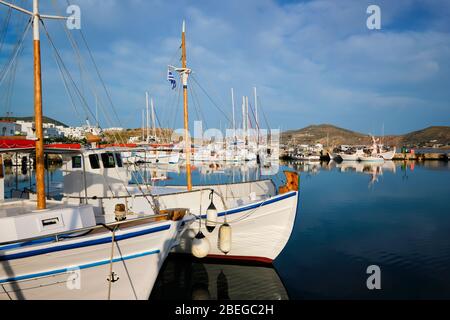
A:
[{"xmin": 0, "ymin": 199, "xmax": 80, "ymax": 219}]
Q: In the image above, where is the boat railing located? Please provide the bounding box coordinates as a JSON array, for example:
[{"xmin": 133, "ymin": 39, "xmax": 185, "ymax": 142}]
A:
[{"xmin": 62, "ymin": 187, "xmax": 229, "ymax": 213}]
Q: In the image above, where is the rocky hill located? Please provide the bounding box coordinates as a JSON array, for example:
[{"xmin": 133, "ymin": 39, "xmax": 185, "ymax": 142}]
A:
[{"xmin": 282, "ymin": 124, "xmax": 450, "ymax": 148}]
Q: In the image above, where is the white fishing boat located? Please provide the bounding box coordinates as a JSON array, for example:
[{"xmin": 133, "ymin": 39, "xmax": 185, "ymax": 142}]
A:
[
  {"xmin": 122, "ymin": 148, "xmax": 180, "ymax": 165},
  {"xmin": 58, "ymin": 147, "xmax": 298, "ymax": 264},
  {"xmin": 357, "ymin": 154, "xmax": 385, "ymax": 162},
  {"xmin": 172, "ymin": 177, "xmax": 299, "ymax": 263},
  {"xmin": 163, "ymin": 22, "xmax": 299, "ymax": 263},
  {"xmin": 0, "ymin": 0, "xmax": 192, "ymax": 300},
  {"xmin": 339, "ymin": 148, "xmax": 365, "ymax": 161},
  {"xmin": 379, "ymin": 147, "xmax": 396, "ymax": 160}
]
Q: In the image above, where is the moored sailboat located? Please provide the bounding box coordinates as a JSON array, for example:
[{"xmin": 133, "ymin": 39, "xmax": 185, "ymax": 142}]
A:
[{"xmin": 165, "ymin": 22, "xmax": 299, "ymax": 263}]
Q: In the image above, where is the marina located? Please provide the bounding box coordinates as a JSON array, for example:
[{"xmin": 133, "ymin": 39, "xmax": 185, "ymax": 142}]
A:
[
  {"xmin": 2, "ymin": 159, "xmax": 450, "ymax": 299},
  {"xmin": 0, "ymin": 0, "xmax": 449, "ymax": 309}
]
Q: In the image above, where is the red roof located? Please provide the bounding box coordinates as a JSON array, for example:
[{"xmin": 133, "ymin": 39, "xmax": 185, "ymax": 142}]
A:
[
  {"xmin": 0, "ymin": 139, "xmax": 35, "ymax": 149},
  {"xmin": 0, "ymin": 140, "xmax": 81, "ymax": 150}
]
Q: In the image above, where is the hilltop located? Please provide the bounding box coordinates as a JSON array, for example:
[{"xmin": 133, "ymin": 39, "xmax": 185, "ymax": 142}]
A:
[
  {"xmin": 282, "ymin": 124, "xmax": 370, "ymax": 146},
  {"xmin": 282, "ymin": 124, "xmax": 450, "ymax": 148},
  {"xmin": 0, "ymin": 116, "xmax": 68, "ymax": 128},
  {"xmin": 401, "ymin": 126, "xmax": 450, "ymax": 146}
]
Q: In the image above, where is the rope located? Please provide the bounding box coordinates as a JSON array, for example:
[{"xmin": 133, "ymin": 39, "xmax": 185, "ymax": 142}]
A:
[
  {"xmin": 190, "ymin": 74, "xmax": 232, "ymax": 124},
  {"xmin": 107, "ymin": 225, "xmax": 119, "ymax": 300},
  {"xmin": 41, "ymin": 15, "xmax": 161, "ymax": 214}
]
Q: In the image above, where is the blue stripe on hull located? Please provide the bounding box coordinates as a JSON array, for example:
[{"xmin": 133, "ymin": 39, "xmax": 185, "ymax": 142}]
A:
[
  {"xmin": 200, "ymin": 191, "xmax": 297, "ymax": 219},
  {"xmin": 0, "ymin": 224, "xmax": 171, "ymax": 262},
  {"xmin": 0, "ymin": 249, "xmax": 160, "ymax": 284}
]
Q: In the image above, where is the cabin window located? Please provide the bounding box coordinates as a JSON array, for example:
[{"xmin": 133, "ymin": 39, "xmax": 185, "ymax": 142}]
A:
[
  {"xmin": 115, "ymin": 153, "xmax": 123, "ymax": 167},
  {"xmin": 89, "ymin": 154, "xmax": 100, "ymax": 169},
  {"xmin": 72, "ymin": 156, "xmax": 82, "ymax": 169},
  {"xmin": 101, "ymin": 153, "xmax": 116, "ymax": 168}
]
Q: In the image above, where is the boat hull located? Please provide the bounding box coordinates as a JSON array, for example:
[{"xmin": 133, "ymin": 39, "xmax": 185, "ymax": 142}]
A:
[
  {"xmin": 0, "ymin": 219, "xmax": 186, "ymax": 300},
  {"xmin": 358, "ymin": 156, "xmax": 385, "ymax": 162},
  {"xmin": 379, "ymin": 148, "xmax": 396, "ymax": 160},
  {"xmin": 172, "ymin": 191, "xmax": 299, "ymax": 263}
]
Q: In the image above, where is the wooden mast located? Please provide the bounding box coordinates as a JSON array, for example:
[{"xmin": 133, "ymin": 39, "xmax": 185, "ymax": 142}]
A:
[
  {"xmin": 33, "ymin": 0, "xmax": 46, "ymax": 209},
  {"xmin": 181, "ymin": 21, "xmax": 192, "ymax": 191}
]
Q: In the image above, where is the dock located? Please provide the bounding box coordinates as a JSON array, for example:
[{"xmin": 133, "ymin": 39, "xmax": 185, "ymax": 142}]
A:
[{"xmin": 392, "ymin": 153, "xmax": 450, "ymax": 161}]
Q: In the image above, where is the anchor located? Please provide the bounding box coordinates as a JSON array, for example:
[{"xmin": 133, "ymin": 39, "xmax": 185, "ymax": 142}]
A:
[{"xmin": 107, "ymin": 272, "xmax": 120, "ymax": 283}]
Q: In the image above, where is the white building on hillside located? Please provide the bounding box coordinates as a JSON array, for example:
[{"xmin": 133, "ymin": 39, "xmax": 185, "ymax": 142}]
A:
[{"xmin": 0, "ymin": 121, "xmax": 19, "ymax": 136}]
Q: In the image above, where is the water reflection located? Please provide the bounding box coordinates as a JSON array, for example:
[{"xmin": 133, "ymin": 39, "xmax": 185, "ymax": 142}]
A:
[
  {"xmin": 3, "ymin": 164, "xmax": 62, "ymax": 199},
  {"xmin": 150, "ymin": 256, "xmax": 289, "ymax": 300}
]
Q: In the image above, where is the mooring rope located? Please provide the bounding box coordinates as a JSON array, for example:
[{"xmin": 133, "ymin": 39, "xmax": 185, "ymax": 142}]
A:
[{"xmin": 107, "ymin": 225, "xmax": 119, "ymax": 300}]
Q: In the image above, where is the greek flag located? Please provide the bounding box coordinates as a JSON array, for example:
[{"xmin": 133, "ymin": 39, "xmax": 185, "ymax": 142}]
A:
[{"xmin": 167, "ymin": 69, "xmax": 176, "ymax": 90}]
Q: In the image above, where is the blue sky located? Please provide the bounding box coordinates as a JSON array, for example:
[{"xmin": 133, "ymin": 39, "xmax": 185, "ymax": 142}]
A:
[{"xmin": 1, "ymin": 0, "xmax": 449, "ymax": 134}]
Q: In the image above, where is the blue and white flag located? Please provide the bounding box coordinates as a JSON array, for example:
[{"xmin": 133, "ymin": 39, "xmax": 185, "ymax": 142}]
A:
[{"xmin": 167, "ymin": 69, "xmax": 176, "ymax": 90}]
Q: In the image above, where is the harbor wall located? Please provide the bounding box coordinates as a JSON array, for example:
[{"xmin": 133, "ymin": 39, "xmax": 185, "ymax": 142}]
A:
[{"xmin": 389, "ymin": 153, "xmax": 449, "ymax": 161}]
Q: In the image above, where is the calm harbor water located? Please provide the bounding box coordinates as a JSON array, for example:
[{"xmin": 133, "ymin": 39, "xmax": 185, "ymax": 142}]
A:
[{"xmin": 4, "ymin": 160, "xmax": 450, "ymax": 299}]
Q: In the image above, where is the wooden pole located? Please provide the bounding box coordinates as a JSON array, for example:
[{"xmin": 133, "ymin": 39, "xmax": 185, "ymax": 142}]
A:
[
  {"xmin": 33, "ymin": 0, "xmax": 46, "ymax": 209},
  {"xmin": 181, "ymin": 21, "xmax": 192, "ymax": 191}
]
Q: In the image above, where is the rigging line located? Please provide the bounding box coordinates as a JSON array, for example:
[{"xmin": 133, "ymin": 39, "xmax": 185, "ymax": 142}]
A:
[
  {"xmin": 190, "ymin": 74, "xmax": 232, "ymax": 125},
  {"xmin": 0, "ymin": 5, "xmax": 12, "ymax": 54},
  {"xmin": 170, "ymin": 84, "xmax": 182, "ymax": 133},
  {"xmin": 50, "ymin": 0, "xmax": 107, "ymax": 128},
  {"xmin": 4, "ymin": 49, "xmax": 19, "ymax": 117},
  {"xmin": 152, "ymin": 104, "xmax": 169, "ymax": 143},
  {"xmin": 78, "ymin": 27, "xmax": 123, "ymax": 128},
  {"xmin": 187, "ymin": 83, "xmax": 202, "ymax": 123},
  {"xmin": 0, "ymin": 18, "xmax": 31, "ymax": 87},
  {"xmin": 189, "ymin": 80, "xmax": 208, "ymax": 129},
  {"xmin": 25, "ymin": 10, "xmax": 152, "ymax": 209},
  {"xmin": 58, "ymin": 1, "xmax": 145, "ymax": 157},
  {"xmin": 59, "ymin": 0, "xmax": 123, "ymax": 127},
  {"xmin": 48, "ymin": 4, "xmax": 163, "ymax": 211},
  {"xmin": 49, "ymin": 31, "xmax": 86, "ymax": 129},
  {"xmin": 41, "ymin": 21, "xmax": 153, "ymax": 203},
  {"xmin": 41, "ymin": 20, "xmax": 97, "ymax": 126},
  {"xmin": 257, "ymin": 97, "xmax": 271, "ymax": 130},
  {"xmin": 41, "ymin": 18, "xmax": 122, "ymax": 154}
]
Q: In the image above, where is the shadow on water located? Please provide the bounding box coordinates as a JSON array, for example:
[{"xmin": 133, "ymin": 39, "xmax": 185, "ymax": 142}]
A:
[{"xmin": 150, "ymin": 255, "xmax": 289, "ymax": 300}]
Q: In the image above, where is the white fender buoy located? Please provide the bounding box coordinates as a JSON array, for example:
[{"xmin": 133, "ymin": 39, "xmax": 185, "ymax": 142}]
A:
[
  {"xmin": 192, "ymin": 231, "xmax": 210, "ymax": 258},
  {"xmin": 206, "ymin": 193, "xmax": 218, "ymax": 233},
  {"xmin": 218, "ymin": 223, "xmax": 232, "ymax": 254},
  {"xmin": 206, "ymin": 202, "xmax": 218, "ymax": 233}
]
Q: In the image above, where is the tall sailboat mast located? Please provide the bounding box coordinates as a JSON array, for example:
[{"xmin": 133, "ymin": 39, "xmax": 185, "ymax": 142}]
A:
[
  {"xmin": 146, "ymin": 91, "xmax": 150, "ymax": 142},
  {"xmin": 242, "ymin": 96, "xmax": 246, "ymax": 142},
  {"xmin": 231, "ymin": 88, "xmax": 236, "ymax": 146},
  {"xmin": 254, "ymin": 87, "xmax": 259, "ymax": 145},
  {"xmin": 32, "ymin": 0, "xmax": 45, "ymax": 209},
  {"xmin": 181, "ymin": 21, "xmax": 192, "ymax": 190},
  {"xmin": 141, "ymin": 109, "xmax": 145, "ymax": 141},
  {"xmin": 231, "ymin": 88, "xmax": 235, "ymax": 132},
  {"xmin": 150, "ymin": 97, "xmax": 156, "ymax": 139}
]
